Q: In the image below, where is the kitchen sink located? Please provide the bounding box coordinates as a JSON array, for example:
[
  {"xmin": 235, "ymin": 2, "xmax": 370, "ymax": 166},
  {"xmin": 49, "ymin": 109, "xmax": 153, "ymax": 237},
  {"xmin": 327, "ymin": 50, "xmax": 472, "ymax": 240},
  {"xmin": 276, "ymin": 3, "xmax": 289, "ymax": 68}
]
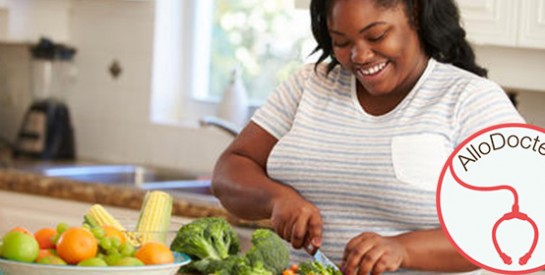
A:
[
  {"xmin": 33, "ymin": 164, "xmax": 195, "ymax": 184},
  {"xmin": 20, "ymin": 164, "xmax": 214, "ymax": 196}
]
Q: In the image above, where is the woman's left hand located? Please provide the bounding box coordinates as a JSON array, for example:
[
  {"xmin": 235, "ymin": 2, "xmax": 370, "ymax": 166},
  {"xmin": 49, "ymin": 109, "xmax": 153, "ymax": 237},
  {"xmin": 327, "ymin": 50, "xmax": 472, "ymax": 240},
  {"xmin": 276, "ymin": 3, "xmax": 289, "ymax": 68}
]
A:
[{"xmin": 341, "ymin": 232, "xmax": 406, "ymax": 275}]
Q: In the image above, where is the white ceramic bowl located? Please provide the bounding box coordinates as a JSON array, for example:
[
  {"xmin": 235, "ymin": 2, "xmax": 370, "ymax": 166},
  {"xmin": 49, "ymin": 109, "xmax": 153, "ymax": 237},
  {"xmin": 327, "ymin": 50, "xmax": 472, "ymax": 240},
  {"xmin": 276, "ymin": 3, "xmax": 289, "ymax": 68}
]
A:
[{"xmin": 0, "ymin": 252, "xmax": 190, "ymax": 275}]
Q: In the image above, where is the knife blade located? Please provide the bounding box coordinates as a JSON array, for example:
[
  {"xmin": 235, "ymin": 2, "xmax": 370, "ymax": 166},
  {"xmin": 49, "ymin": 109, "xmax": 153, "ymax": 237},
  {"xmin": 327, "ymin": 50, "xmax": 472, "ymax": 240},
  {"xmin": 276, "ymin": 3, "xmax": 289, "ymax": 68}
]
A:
[{"xmin": 313, "ymin": 249, "xmax": 341, "ymax": 271}]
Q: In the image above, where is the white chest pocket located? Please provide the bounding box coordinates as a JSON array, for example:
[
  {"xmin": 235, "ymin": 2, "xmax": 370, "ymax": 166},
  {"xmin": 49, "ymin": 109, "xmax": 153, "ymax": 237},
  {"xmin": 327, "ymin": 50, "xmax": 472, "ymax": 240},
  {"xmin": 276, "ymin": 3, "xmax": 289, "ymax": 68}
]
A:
[{"xmin": 391, "ymin": 134, "xmax": 451, "ymax": 191}]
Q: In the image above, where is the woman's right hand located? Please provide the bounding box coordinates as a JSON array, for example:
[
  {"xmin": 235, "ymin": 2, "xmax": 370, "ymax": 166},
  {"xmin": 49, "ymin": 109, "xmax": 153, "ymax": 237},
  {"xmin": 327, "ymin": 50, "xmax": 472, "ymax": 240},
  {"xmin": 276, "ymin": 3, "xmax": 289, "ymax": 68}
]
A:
[{"xmin": 270, "ymin": 189, "xmax": 323, "ymax": 252}]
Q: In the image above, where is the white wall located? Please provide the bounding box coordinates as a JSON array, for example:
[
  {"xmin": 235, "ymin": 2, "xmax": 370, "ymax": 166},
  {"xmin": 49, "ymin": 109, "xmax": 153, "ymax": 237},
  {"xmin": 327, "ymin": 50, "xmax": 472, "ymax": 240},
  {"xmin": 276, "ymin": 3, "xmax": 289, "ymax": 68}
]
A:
[
  {"xmin": 474, "ymin": 45, "xmax": 545, "ymax": 92},
  {"xmin": 67, "ymin": 0, "xmax": 233, "ymax": 175},
  {"xmin": 513, "ymin": 90, "xmax": 545, "ymax": 128},
  {"xmin": 0, "ymin": 0, "xmax": 71, "ymax": 43},
  {"xmin": 0, "ymin": 43, "xmax": 32, "ymax": 143},
  {"xmin": 473, "ymin": 45, "xmax": 545, "ymax": 127}
]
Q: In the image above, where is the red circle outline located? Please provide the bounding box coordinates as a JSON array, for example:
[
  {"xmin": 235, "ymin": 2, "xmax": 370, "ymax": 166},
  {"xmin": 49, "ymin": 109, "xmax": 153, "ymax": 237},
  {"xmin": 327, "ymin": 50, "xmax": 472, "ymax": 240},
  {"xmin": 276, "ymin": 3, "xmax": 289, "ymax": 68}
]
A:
[{"xmin": 437, "ymin": 123, "xmax": 545, "ymax": 274}]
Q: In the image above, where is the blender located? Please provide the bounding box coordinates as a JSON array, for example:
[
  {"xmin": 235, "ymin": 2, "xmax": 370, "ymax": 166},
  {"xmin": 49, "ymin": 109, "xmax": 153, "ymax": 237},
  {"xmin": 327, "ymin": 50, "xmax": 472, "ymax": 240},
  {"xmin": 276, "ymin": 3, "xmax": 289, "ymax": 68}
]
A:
[{"xmin": 13, "ymin": 38, "xmax": 77, "ymax": 160}]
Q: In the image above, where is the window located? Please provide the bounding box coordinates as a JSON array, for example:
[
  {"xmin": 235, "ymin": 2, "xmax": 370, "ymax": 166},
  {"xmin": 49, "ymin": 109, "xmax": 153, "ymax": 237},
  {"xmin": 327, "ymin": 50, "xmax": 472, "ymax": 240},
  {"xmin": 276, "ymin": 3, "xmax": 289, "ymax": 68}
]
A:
[
  {"xmin": 151, "ymin": 0, "xmax": 315, "ymax": 125},
  {"xmin": 203, "ymin": 0, "xmax": 315, "ymax": 103}
]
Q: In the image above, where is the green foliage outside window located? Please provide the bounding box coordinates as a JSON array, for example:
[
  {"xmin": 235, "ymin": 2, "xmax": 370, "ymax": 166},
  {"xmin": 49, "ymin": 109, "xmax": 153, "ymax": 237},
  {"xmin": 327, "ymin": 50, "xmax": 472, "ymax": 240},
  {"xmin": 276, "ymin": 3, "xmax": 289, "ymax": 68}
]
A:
[{"xmin": 209, "ymin": 0, "xmax": 313, "ymax": 103}]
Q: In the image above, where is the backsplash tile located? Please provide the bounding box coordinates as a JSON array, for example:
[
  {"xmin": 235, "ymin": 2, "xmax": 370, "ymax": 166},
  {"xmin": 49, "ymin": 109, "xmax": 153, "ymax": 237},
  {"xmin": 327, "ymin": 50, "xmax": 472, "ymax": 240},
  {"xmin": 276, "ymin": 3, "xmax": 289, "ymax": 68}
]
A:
[
  {"xmin": 67, "ymin": 0, "xmax": 229, "ymax": 174},
  {"xmin": 0, "ymin": 43, "xmax": 32, "ymax": 142}
]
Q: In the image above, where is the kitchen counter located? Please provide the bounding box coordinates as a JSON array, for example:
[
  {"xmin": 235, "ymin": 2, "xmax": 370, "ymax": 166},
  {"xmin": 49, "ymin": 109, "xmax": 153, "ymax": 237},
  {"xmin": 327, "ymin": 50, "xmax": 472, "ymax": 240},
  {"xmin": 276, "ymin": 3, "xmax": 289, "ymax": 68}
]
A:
[
  {"xmin": 0, "ymin": 168, "xmax": 271, "ymax": 229},
  {"xmin": 0, "ymin": 190, "xmax": 255, "ymax": 275},
  {"xmin": 3, "ymin": 169, "xmax": 545, "ymax": 274}
]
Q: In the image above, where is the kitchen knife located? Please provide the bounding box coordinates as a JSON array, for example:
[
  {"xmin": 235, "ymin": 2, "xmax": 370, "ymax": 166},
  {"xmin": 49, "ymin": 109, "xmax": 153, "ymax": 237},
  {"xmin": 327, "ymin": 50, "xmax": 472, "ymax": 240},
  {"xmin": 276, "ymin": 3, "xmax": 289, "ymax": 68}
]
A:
[{"xmin": 313, "ymin": 249, "xmax": 341, "ymax": 271}]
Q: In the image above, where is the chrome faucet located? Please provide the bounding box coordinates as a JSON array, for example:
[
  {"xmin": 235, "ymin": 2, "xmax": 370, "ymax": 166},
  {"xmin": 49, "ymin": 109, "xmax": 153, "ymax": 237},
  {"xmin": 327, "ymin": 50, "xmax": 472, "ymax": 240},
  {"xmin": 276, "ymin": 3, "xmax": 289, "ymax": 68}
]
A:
[{"xmin": 199, "ymin": 116, "xmax": 241, "ymax": 137}]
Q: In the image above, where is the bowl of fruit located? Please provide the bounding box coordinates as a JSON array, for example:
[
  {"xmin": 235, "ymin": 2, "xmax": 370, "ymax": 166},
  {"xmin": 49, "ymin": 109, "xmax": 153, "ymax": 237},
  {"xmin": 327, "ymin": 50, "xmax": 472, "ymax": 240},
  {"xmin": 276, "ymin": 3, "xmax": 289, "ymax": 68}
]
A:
[{"xmin": 0, "ymin": 191, "xmax": 191, "ymax": 275}]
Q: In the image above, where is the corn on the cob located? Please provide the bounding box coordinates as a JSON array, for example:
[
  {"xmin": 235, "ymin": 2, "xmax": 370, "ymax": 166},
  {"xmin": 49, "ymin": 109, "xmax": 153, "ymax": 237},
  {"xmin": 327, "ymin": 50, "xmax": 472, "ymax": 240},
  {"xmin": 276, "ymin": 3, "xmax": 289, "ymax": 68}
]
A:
[
  {"xmin": 135, "ymin": 190, "xmax": 173, "ymax": 245},
  {"xmin": 87, "ymin": 204, "xmax": 125, "ymax": 230},
  {"xmin": 85, "ymin": 204, "xmax": 139, "ymax": 246}
]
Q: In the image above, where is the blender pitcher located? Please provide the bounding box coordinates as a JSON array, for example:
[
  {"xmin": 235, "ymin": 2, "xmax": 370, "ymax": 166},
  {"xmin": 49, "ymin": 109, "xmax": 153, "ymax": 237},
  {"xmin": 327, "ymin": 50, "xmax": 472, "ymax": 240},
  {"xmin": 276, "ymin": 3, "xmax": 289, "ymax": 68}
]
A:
[
  {"xmin": 13, "ymin": 38, "xmax": 77, "ymax": 160},
  {"xmin": 31, "ymin": 37, "xmax": 77, "ymax": 101}
]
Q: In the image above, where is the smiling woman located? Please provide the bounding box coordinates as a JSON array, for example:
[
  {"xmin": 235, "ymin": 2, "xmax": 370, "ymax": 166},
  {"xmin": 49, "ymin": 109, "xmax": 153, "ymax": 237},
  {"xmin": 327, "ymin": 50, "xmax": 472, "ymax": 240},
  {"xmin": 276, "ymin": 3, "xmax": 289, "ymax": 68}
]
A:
[
  {"xmin": 150, "ymin": 0, "xmax": 315, "ymax": 125},
  {"xmin": 210, "ymin": 0, "xmax": 524, "ymax": 274}
]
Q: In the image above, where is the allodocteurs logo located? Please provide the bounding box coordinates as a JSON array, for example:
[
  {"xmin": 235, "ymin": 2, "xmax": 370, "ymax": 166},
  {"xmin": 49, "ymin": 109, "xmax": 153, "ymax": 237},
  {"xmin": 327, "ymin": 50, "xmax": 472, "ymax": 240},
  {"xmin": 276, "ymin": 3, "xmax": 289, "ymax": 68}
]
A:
[{"xmin": 438, "ymin": 123, "xmax": 545, "ymax": 274}]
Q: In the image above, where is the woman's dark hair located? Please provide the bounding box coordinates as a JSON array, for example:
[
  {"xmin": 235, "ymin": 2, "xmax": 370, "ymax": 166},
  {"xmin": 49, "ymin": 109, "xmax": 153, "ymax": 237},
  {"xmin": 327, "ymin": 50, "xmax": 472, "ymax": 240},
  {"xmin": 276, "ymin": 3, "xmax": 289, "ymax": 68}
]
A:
[{"xmin": 310, "ymin": 0, "xmax": 488, "ymax": 77}]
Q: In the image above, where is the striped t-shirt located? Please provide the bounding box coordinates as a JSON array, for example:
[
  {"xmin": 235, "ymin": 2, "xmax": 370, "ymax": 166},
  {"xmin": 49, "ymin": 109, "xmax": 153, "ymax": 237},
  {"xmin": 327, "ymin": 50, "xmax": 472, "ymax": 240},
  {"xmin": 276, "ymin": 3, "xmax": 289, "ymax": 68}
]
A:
[{"xmin": 251, "ymin": 58, "xmax": 524, "ymax": 273}]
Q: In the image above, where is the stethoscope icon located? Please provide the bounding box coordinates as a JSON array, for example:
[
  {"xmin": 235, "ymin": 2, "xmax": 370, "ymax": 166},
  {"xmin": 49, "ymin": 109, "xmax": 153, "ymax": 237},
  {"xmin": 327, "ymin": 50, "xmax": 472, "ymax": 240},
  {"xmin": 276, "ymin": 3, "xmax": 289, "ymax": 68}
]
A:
[{"xmin": 449, "ymin": 162, "xmax": 539, "ymax": 265}]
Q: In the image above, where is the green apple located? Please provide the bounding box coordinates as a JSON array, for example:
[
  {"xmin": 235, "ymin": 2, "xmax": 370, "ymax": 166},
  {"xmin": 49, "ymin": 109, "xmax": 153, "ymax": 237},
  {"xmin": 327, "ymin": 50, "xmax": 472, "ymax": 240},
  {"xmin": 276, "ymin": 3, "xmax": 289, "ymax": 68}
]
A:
[
  {"xmin": 1, "ymin": 231, "xmax": 39, "ymax": 263},
  {"xmin": 37, "ymin": 255, "xmax": 67, "ymax": 265},
  {"xmin": 78, "ymin": 257, "xmax": 107, "ymax": 267},
  {"xmin": 112, "ymin": 257, "xmax": 144, "ymax": 266}
]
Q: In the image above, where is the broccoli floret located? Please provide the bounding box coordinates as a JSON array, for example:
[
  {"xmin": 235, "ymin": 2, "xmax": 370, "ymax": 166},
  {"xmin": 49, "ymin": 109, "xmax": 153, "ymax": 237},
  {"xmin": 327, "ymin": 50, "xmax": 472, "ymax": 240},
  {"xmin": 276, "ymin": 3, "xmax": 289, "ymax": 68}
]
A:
[
  {"xmin": 298, "ymin": 260, "xmax": 343, "ymax": 275},
  {"xmin": 170, "ymin": 217, "xmax": 241, "ymax": 273},
  {"xmin": 206, "ymin": 216, "xmax": 241, "ymax": 256},
  {"xmin": 170, "ymin": 217, "xmax": 240, "ymax": 260},
  {"xmin": 245, "ymin": 229, "xmax": 290, "ymax": 274},
  {"xmin": 207, "ymin": 255, "xmax": 248, "ymax": 275},
  {"xmin": 249, "ymin": 261, "xmax": 274, "ymax": 275},
  {"xmin": 170, "ymin": 218, "xmax": 288, "ymax": 275},
  {"xmin": 188, "ymin": 257, "xmax": 219, "ymax": 273},
  {"xmin": 230, "ymin": 261, "xmax": 255, "ymax": 275},
  {"xmin": 209, "ymin": 257, "xmax": 271, "ymax": 275},
  {"xmin": 208, "ymin": 256, "xmax": 273, "ymax": 275}
]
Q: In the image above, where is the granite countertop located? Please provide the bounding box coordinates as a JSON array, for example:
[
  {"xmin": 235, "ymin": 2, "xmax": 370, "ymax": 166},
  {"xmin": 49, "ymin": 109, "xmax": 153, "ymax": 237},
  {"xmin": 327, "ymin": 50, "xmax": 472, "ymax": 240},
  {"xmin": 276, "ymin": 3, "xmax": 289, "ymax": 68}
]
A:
[{"xmin": 0, "ymin": 168, "xmax": 271, "ymax": 229}]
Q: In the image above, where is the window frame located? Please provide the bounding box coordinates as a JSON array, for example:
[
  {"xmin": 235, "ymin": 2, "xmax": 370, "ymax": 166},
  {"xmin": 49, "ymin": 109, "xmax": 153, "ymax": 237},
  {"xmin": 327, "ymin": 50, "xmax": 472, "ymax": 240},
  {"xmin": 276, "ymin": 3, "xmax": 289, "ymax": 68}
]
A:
[{"xmin": 151, "ymin": 0, "xmax": 216, "ymax": 125}]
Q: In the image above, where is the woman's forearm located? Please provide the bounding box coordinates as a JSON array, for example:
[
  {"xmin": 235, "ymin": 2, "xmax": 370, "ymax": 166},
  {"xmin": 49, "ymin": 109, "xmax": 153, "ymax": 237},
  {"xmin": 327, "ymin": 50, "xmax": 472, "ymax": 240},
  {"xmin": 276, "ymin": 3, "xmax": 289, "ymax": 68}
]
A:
[
  {"xmin": 212, "ymin": 151, "xmax": 294, "ymax": 220},
  {"xmin": 395, "ymin": 228, "xmax": 479, "ymax": 272}
]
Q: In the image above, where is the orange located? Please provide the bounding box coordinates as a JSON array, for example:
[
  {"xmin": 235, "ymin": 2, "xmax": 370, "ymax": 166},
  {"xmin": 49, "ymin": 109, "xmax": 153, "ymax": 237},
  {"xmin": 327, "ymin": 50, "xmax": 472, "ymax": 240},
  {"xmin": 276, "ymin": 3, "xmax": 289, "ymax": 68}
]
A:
[
  {"xmin": 34, "ymin": 227, "xmax": 57, "ymax": 249},
  {"xmin": 56, "ymin": 227, "xmax": 98, "ymax": 264},
  {"xmin": 102, "ymin": 225, "xmax": 126, "ymax": 245},
  {"xmin": 135, "ymin": 241, "xmax": 174, "ymax": 265},
  {"xmin": 9, "ymin": 226, "xmax": 33, "ymax": 236}
]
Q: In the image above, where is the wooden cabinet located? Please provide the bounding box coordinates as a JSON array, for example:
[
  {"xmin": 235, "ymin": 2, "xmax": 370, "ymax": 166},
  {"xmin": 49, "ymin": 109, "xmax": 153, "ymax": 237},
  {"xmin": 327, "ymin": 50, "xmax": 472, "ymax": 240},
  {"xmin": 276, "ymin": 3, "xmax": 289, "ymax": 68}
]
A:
[
  {"xmin": 0, "ymin": 0, "xmax": 71, "ymax": 43},
  {"xmin": 457, "ymin": 0, "xmax": 518, "ymax": 47},
  {"xmin": 519, "ymin": 0, "xmax": 545, "ymax": 49},
  {"xmin": 457, "ymin": 0, "xmax": 545, "ymax": 49}
]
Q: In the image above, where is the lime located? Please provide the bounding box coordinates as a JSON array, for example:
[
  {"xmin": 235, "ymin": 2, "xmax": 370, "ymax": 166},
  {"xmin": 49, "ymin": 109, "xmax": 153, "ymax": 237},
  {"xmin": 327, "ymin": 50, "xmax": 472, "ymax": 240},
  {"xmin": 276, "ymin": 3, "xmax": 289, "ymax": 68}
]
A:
[
  {"xmin": 77, "ymin": 257, "xmax": 108, "ymax": 267},
  {"xmin": 37, "ymin": 255, "xmax": 67, "ymax": 265},
  {"xmin": 1, "ymin": 231, "xmax": 39, "ymax": 263},
  {"xmin": 0, "ymin": 241, "xmax": 4, "ymax": 256},
  {"xmin": 112, "ymin": 257, "xmax": 144, "ymax": 266}
]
